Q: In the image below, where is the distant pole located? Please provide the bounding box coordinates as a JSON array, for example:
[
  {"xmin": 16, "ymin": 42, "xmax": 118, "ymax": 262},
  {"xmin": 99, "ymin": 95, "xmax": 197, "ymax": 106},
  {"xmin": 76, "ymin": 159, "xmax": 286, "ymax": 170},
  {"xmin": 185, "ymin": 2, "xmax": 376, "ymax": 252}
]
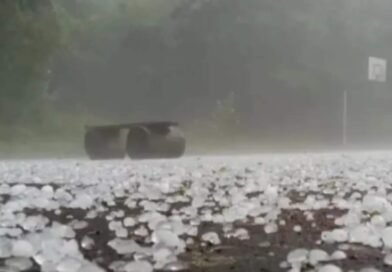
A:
[{"xmin": 342, "ymin": 90, "xmax": 348, "ymax": 147}]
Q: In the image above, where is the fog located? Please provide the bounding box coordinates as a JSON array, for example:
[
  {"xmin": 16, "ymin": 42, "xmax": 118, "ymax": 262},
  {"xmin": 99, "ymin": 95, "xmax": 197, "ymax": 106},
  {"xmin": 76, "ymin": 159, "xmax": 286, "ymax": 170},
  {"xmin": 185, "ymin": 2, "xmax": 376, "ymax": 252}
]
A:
[{"xmin": 2, "ymin": 0, "xmax": 392, "ymax": 155}]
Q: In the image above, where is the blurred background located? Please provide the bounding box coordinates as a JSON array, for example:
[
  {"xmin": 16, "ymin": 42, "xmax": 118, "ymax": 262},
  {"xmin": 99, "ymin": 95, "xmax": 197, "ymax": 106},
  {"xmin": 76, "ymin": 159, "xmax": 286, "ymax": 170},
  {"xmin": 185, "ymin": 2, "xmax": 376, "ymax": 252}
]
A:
[{"xmin": 2, "ymin": 0, "xmax": 392, "ymax": 156}]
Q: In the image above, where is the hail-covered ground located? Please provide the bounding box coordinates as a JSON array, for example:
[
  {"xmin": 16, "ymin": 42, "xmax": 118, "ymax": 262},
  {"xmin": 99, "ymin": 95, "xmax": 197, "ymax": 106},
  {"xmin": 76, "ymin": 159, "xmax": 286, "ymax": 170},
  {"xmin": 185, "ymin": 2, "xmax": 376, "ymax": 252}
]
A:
[{"xmin": 1, "ymin": 152, "xmax": 392, "ymax": 272}]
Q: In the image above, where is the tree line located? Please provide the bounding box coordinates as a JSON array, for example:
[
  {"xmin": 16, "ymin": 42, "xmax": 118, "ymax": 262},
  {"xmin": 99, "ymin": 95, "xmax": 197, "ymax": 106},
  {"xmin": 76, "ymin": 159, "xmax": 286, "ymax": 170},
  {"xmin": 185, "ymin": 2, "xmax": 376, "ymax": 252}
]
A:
[{"xmin": 3, "ymin": 0, "xmax": 392, "ymax": 145}]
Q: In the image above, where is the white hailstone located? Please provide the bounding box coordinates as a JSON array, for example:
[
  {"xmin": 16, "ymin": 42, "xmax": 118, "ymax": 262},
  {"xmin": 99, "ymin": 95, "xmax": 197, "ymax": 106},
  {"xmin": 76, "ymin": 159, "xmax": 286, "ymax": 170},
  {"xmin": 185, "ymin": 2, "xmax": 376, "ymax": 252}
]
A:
[
  {"xmin": 329, "ymin": 228, "xmax": 349, "ymax": 243},
  {"xmin": 335, "ymin": 213, "xmax": 360, "ymax": 227},
  {"xmin": 293, "ymin": 225, "xmax": 302, "ymax": 233},
  {"xmin": 41, "ymin": 185, "xmax": 54, "ymax": 198},
  {"xmin": 12, "ymin": 240, "xmax": 35, "ymax": 257},
  {"xmin": 186, "ymin": 226, "xmax": 198, "ymax": 237},
  {"xmin": 0, "ymin": 238, "xmax": 12, "ymax": 258},
  {"xmin": 135, "ymin": 226, "xmax": 149, "ymax": 237},
  {"xmin": 382, "ymin": 227, "xmax": 392, "ymax": 248},
  {"xmin": 21, "ymin": 215, "xmax": 49, "ymax": 232},
  {"xmin": 317, "ymin": 264, "xmax": 342, "ymax": 272},
  {"xmin": 108, "ymin": 239, "xmax": 144, "ymax": 255},
  {"xmin": 50, "ymin": 223, "xmax": 75, "ymax": 239},
  {"xmin": 265, "ymin": 185, "xmax": 279, "ymax": 203},
  {"xmin": 371, "ymin": 215, "xmax": 386, "ymax": 228},
  {"xmin": 258, "ymin": 241, "xmax": 271, "ymax": 248},
  {"xmin": 109, "ymin": 221, "xmax": 123, "ymax": 231},
  {"xmin": 11, "ymin": 184, "xmax": 27, "ymax": 195},
  {"xmin": 124, "ymin": 217, "xmax": 137, "ymax": 227},
  {"xmin": 63, "ymin": 240, "xmax": 81, "ymax": 257},
  {"xmin": 362, "ymin": 195, "xmax": 390, "ymax": 214},
  {"xmin": 230, "ymin": 228, "xmax": 250, "ymax": 240},
  {"xmin": 201, "ymin": 232, "xmax": 221, "ymax": 245},
  {"xmin": 330, "ymin": 250, "xmax": 347, "ymax": 260},
  {"xmin": 69, "ymin": 220, "xmax": 88, "ymax": 230},
  {"xmin": 79, "ymin": 263, "xmax": 106, "ymax": 272},
  {"xmin": 308, "ymin": 249, "xmax": 329, "ymax": 265},
  {"xmin": 287, "ymin": 248, "xmax": 309, "ymax": 265},
  {"xmin": 109, "ymin": 261, "xmax": 127, "ymax": 271},
  {"xmin": 0, "ymin": 228, "xmax": 23, "ymax": 238},
  {"xmin": 359, "ymin": 268, "xmax": 382, "ymax": 272},
  {"xmin": 134, "ymin": 252, "xmax": 150, "ymax": 261},
  {"xmin": 186, "ymin": 238, "xmax": 194, "ymax": 245},
  {"xmin": 81, "ymin": 236, "xmax": 95, "ymax": 250},
  {"xmin": 264, "ymin": 223, "xmax": 278, "ymax": 234},
  {"xmin": 153, "ymin": 247, "xmax": 177, "ymax": 269},
  {"xmin": 5, "ymin": 257, "xmax": 33, "ymax": 271},
  {"xmin": 162, "ymin": 261, "xmax": 190, "ymax": 271},
  {"xmin": 123, "ymin": 261, "xmax": 153, "ymax": 272},
  {"xmin": 349, "ymin": 225, "xmax": 382, "ymax": 248},
  {"xmin": 152, "ymin": 230, "xmax": 185, "ymax": 252},
  {"xmin": 116, "ymin": 228, "xmax": 128, "ymax": 238},
  {"xmin": 254, "ymin": 217, "xmax": 266, "ymax": 225},
  {"xmin": 70, "ymin": 193, "xmax": 94, "ymax": 209},
  {"xmin": 385, "ymin": 253, "xmax": 392, "ymax": 266},
  {"xmin": 56, "ymin": 257, "xmax": 82, "ymax": 272},
  {"xmin": 86, "ymin": 210, "xmax": 98, "ymax": 219}
]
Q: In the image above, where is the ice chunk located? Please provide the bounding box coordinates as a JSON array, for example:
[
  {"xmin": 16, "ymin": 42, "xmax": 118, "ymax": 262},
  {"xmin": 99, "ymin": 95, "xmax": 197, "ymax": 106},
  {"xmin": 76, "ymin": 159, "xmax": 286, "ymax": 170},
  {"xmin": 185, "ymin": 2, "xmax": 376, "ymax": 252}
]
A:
[
  {"xmin": 0, "ymin": 238, "xmax": 12, "ymax": 258},
  {"xmin": 201, "ymin": 232, "xmax": 221, "ymax": 245},
  {"xmin": 384, "ymin": 253, "xmax": 392, "ymax": 266},
  {"xmin": 162, "ymin": 261, "xmax": 190, "ymax": 271},
  {"xmin": 63, "ymin": 240, "xmax": 82, "ymax": 258},
  {"xmin": 362, "ymin": 195, "xmax": 390, "ymax": 214},
  {"xmin": 293, "ymin": 225, "xmax": 302, "ymax": 233},
  {"xmin": 109, "ymin": 221, "xmax": 123, "ymax": 231},
  {"xmin": 322, "ymin": 228, "xmax": 348, "ymax": 243},
  {"xmin": 185, "ymin": 226, "xmax": 198, "ymax": 237},
  {"xmin": 69, "ymin": 220, "xmax": 88, "ymax": 230},
  {"xmin": 254, "ymin": 217, "xmax": 266, "ymax": 225},
  {"xmin": 21, "ymin": 215, "xmax": 49, "ymax": 232},
  {"xmin": 371, "ymin": 215, "xmax": 386, "ymax": 228},
  {"xmin": 152, "ymin": 230, "xmax": 185, "ymax": 252},
  {"xmin": 85, "ymin": 210, "xmax": 98, "ymax": 219},
  {"xmin": 81, "ymin": 236, "xmax": 95, "ymax": 250},
  {"xmin": 11, "ymin": 184, "xmax": 27, "ymax": 195},
  {"xmin": 50, "ymin": 223, "xmax": 75, "ymax": 239},
  {"xmin": 109, "ymin": 261, "xmax": 127, "ymax": 271},
  {"xmin": 78, "ymin": 263, "xmax": 105, "ymax": 272},
  {"xmin": 264, "ymin": 223, "xmax": 278, "ymax": 234},
  {"xmin": 153, "ymin": 247, "xmax": 177, "ymax": 269},
  {"xmin": 12, "ymin": 240, "xmax": 35, "ymax": 257},
  {"xmin": 108, "ymin": 239, "xmax": 150, "ymax": 255},
  {"xmin": 5, "ymin": 257, "xmax": 33, "ymax": 271},
  {"xmin": 135, "ymin": 226, "xmax": 149, "ymax": 237},
  {"xmin": 317, "ymin": 264, "xmax": 342, "ymax": 272},
  {"xmin": 123, "ymin": 261, "xmax": 153, "ymax": 272},
  {"xmin": 124, "ymin": 217, "xmax": 136, "ymax": 227},
  {"xmin": 41, "ymin": 185, "xmax": 54, "ymax": 198},
  {"xmin": 287, "ymin": 248, "xmax": 308, "ymax": 264},
  {"xmin": 381, "ymin": 227, "xmax": 392, "ymax": 248},
  {"xmin": 330, "ymin": 250, "xmax": 347, "ymax": 260},
  {"xmin": 115, "ymin": 227, "xmax": 128, "ymax": 238},
  {"xmin": 359, "ymin": 268, "xmax": 382, "ymax": 272},
  {"xmin": 0, "ymin": 228, "xmax": 23, "ymax": 238},
  {"xmin": 349, "ymin": 225, "xmax": 382, "ymax": 248},
  {"xmin": 229, "ymin": 228, "xmax": 250, "ymax": 240},
  {"xmin": 56, "ymin": 257, "xmax": 82, "ymax": 272},
  {"xmin": 308, "ymin": 249, "xmax": 329, "ymax": 265}
]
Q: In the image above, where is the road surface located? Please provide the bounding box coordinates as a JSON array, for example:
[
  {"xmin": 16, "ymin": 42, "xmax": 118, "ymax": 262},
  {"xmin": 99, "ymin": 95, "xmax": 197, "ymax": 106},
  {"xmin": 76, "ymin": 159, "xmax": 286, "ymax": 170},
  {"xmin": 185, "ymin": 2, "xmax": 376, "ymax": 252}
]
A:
[{"xmin": 0, "ymin": 152, "xmax": 391, "ymax": 272}]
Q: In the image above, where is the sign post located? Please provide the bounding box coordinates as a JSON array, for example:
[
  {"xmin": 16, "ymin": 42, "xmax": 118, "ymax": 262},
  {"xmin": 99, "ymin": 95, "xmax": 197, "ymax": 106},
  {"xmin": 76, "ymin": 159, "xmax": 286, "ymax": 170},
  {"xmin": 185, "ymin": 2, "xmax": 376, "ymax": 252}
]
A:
[
  {"xmin": 342, "ymin": 90, "xmax": 347, "ymax": 146},
  {"xmin": 342, "ymin": 57, "xmax": 387, "ymax": 147}
]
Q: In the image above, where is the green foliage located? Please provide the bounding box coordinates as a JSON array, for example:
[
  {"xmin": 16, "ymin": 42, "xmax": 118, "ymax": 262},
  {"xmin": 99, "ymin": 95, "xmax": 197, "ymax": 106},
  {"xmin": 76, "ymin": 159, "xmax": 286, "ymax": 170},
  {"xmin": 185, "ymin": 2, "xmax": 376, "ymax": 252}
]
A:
[{"xmin": 0, "ymin": 0, "xmax": 59, "ymax": 125}]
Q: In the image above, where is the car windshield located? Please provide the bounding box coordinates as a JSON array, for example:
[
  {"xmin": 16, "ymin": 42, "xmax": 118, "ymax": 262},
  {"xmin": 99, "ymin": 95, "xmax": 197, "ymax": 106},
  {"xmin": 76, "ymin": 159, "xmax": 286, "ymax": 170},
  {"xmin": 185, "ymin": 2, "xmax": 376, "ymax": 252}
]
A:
[{"xmin": 1, "ymin": 1, "xmax": 392, "ymax": 271}]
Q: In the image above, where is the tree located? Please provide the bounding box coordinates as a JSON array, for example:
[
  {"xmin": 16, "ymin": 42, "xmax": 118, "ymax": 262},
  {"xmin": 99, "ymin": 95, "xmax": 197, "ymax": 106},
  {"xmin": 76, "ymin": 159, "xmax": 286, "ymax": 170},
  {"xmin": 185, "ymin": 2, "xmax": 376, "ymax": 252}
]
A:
[{"xmin": 0, "ymin": 0, "xmax": 59, "ymax": 125}]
